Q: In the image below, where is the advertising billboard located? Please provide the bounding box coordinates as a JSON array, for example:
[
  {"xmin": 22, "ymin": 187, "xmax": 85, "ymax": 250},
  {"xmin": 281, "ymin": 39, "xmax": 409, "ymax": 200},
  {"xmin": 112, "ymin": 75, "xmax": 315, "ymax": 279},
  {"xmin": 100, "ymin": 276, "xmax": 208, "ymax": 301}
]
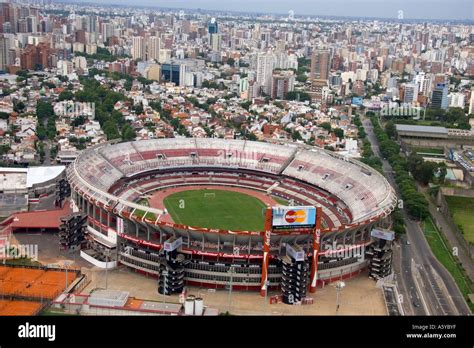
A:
[
  {"xmin": 371, "ymin": 229, "xmax": 395, "ymax": 241},
  {"xmin": 164, "ymin": 237, "xmax": 183, "ymax": 251},
  {"xmin": 286, "ymin": 244, "xmax": 305, "ymax": 261},
  {"xmin": 272, "ymin": 206, "xmax": 316, "ymax": 229}
]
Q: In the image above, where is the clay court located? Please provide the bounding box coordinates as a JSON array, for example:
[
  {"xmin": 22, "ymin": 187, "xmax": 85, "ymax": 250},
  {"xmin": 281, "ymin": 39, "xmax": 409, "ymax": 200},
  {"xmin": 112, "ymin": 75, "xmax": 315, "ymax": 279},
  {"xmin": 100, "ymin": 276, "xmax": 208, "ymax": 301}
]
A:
[
  {"xmin": 0, "ymin": 265, "xmax": 78, "ymax": 300},
  {"xmin": 0, "ymin": 299, "xmax": 43, "ymax": 316}
]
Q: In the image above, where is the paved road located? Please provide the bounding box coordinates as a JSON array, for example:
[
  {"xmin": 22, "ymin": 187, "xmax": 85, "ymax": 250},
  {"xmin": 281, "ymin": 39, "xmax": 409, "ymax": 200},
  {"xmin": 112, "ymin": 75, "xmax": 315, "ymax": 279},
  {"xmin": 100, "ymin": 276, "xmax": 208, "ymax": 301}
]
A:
[{"xmin": 361, "ymin": 115, "xmax": 470, "ymax": 316}]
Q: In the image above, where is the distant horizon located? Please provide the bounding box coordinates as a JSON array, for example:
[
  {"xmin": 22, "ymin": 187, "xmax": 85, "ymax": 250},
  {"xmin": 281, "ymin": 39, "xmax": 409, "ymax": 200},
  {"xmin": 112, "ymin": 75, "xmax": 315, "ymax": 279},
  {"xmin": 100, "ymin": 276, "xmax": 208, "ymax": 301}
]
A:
[{"xmin": 61, "ymin": 0, "xmax": 474, "ymax": 21}]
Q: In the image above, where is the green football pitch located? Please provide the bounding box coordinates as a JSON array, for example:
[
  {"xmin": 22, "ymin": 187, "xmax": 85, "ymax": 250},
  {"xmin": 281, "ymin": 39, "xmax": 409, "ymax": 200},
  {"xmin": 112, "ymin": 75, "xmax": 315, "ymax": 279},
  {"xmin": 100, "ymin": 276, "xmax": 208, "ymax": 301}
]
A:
[
  {"xmin": 163, "ymin": 189, "xmax": 267, "ymax": 231},
  {"xmin": 445, "ymin": 195, "xmax": 474, "ymax": 244}
]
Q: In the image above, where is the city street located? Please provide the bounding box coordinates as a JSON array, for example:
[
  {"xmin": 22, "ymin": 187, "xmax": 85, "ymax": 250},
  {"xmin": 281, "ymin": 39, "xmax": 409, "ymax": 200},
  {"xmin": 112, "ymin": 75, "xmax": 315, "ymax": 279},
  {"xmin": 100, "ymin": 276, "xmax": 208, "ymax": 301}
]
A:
[{"xmin": 361, "ymin": 115, "xmax": 470, "ymax": 315}]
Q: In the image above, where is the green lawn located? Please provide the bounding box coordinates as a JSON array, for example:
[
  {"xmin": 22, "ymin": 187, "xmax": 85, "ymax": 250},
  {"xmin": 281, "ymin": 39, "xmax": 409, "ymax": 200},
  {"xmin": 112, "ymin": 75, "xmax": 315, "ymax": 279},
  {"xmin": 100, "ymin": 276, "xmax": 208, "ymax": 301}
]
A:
[
  {"xmin": 164, "ymin": 189, "xmax": 267, "ymax": 231},
  {"xmin": 3, "ymin": 258, "xmax": 42, "ymax": 267},
  {"xmin": 423, "ymin": 216, "xmax": 473, "ymax": 313},
  {"xmin": 413, "ymin": 147, "xmax": 445, "ymax": 155},
  {"xmin": 273, "ymin": 196, "xmax": 289, "ymax": 206},
  {"xmin": 134, "ymin": 198, "xmax": 157, "ymax": 221},
  {"xmin": 445, "ymin": 196, "xmax": 474, "ymax": 244}
]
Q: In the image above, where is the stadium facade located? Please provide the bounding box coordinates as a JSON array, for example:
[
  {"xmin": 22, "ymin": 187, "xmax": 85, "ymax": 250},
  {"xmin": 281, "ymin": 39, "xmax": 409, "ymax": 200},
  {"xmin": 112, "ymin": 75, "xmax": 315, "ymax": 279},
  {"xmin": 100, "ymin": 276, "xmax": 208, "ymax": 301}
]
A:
[{"xmin": 67, "ymin": 138, "xmax": 396, "ymax": 294}]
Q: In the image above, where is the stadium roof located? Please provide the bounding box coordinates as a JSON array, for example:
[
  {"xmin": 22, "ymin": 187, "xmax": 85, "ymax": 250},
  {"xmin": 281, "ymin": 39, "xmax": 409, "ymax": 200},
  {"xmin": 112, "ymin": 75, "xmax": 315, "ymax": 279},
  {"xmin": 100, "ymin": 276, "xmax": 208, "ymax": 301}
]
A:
[
  {"xmin": 395, "ymin": 124, "xmax": 448, "ymax": 135},
  {"xmin": 26, "ymin": 166, "xmax": 65, "ymax": 188},
  {"xmin": 0, "ymin": 166, "xmax": 65, "ymax": 189}
]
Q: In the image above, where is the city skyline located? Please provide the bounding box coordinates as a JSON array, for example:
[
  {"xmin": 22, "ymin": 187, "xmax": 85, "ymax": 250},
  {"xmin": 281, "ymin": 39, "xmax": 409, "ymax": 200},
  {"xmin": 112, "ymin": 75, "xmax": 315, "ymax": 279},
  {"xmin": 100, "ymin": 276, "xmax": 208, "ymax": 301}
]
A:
[{"xmin": 71, "ymin": 0, "xmax": 474, "ymax": 21}]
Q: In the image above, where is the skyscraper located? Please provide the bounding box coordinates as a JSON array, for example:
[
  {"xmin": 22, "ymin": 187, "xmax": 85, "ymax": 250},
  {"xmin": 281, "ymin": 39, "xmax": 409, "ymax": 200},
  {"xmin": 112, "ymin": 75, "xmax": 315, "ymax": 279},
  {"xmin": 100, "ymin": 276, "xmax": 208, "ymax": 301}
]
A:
[
  {"xmin": 431, "ymin": 83, "xmax": 448, "ymax": 110},
  {"xmin": 0, "ymin": 35, "xmax": 10, "ymax": 72},
  {"xmin": 146, "ymin": 36, "xmax": 161, "ymax": 61},
  {"xmin": 86, "ymin": 15, "xmax": 98, "ymax": 33},
  {"xmin": 132, "ymin": 36, "xmax": 145, "ymax": 60},
  {"xmin": 101, "ymin": 22, "xmax": 113, "ymax": 43},
  {"xmin": 403, "ymin": 83, "xmax": 419, "ymax": 105},
  {"xmin": 310, "ymin": 49, "xmax": 330, "ymax": 81},
  {"xmin": 256, "ymin": 53, "xmax": 274, "ymax": 95},
  {"xmin": 208, "ymin": 18, "xmax": 218, "ymax": 34},
  {"xmin": 271, "ymin": 71, "xmax": 295, "ymax": 99},
  {"xmin": 210, "ymin": 33, "xmax": 221, "ymax": 52}
]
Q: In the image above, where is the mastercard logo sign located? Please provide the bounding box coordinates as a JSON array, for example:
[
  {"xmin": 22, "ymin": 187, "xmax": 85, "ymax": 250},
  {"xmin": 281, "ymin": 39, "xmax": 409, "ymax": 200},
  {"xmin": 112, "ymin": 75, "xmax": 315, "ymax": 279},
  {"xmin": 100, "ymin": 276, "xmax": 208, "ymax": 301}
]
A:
[{"xmin": 284, "ymin": 210, "xmax": 307, "ymax": 223}]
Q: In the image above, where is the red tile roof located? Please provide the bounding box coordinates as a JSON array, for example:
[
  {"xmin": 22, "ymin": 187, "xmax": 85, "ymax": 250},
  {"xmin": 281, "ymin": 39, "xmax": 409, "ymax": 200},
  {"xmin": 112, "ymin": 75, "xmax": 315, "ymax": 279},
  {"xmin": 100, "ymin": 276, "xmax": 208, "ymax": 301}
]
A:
[{"xmin": 9, "ymin": 203, "xmax": 72, "ymax": 230}]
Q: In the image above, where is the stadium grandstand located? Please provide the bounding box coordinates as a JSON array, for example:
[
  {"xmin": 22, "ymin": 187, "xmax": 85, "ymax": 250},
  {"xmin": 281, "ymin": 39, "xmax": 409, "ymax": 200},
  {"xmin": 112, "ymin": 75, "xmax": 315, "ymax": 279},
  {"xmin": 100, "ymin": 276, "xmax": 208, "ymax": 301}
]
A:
[{"xmin": 67, "ymin": 138, "xmax": 397, "ymax": 293}]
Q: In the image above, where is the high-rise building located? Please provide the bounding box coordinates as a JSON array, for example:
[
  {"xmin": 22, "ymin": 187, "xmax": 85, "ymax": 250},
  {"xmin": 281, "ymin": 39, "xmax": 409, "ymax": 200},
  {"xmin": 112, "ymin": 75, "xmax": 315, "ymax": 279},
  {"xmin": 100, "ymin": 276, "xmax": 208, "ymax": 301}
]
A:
[
  {"xmin": 431, "ymin": 83, "xmax": 448, "ymax": 110},
  {"xmin": 468, "ymin": 89, "xmax": 474, "ymax": 115},
  {"xmin": 101, "ymin": 22, "xmax": 113, "ymax": 43},
  {"xmin": 86, "ymin": 15, "xmax": 97, "ymax": 33},
  {"xmin": 145, "ymin": 63, "xmax": 161, "ymax": 81},
  {"xmin": 271, "ymin": 71, "xmax": 295, "ymax": 99},
  {"xmin": 256, "ymin": 53, "xmax": 274, "ymax": 95},
  {"xmin": 0, "ymin": 35, "xmax": 10, "ymax": 72},
  {"xmin": 403, "ymin": 83, "xmax": 419, "ymax": 105},
  {"xmin": 448, "ymin": 93, "xmax": 465, "ymax": 108},
  {"xmin": 310, "ymin": 49, "xmax": 330, "ymax": 81},
  {"xmin": 132, "ymin": 36, "xmax": 145, "ymax": 60},
  {"xmin": 26, "ymin": 16, "xmax": 37, "ymax": 33},
  {"xmin": 161, "ymin": 62, "xmax": 186, "ymax": 86},
  {"xmin": 20, "ymin": 42, "xmax": 51, "ymax": 70},
  {"xmin": 146, "ymin": 36, "xmax": 161, "ymax": 61},
  {"xmin": 210, "ymin": 33, "xmax": 221, "ymax": 52},
  {"xmin": 208, "ymin": 18, "xmax": 218, "ymax": 34}
]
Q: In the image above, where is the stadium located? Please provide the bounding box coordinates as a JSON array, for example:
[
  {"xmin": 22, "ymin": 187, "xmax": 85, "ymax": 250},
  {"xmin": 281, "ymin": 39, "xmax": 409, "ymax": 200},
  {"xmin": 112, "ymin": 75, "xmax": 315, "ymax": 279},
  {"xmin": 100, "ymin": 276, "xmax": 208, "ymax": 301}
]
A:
[{"xmin": 67, "ymin": 138, "xmax": 397, "ymax": 296}]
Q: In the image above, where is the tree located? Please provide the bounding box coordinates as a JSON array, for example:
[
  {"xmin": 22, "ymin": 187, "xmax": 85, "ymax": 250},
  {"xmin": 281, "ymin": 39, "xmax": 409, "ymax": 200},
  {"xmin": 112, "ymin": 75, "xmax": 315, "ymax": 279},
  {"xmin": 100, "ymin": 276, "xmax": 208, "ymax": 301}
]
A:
[
  {"xmin": 103, "ymin": 120, "xmax": 120, "ymax": 140},
  {"xmin": 13, "ymin": 101, "xmax": 25, "ymax": 113},
  {"xmin": 285, "ymin": 91, "xmax": 311, "ymax": 102},
  {"xmin": 0, "ymin": 145, "xmax": 10, "ymax": 155},
  {"xmin": 414, "ymin": 162, "xmax": 436, "ymax": 185},
  {"xmin": 247, "ymin": 132, "xmax": 257, "ymax": 141},
  {"xmin": 133, "ymin": 102, "xmax": 144, "ymax": 115},
  {"xmin": 72, "ymin": 115, "xmax": 86, "ymax": 127},
  {"xmin": 319, "ymin": 122, "xmax": 332, "ymax": 132},
  {"xmin": 36, "ymin": 100, "xmax": 54, "ymax": 120},
  {"xmin": 58, "ymin": 90, "xmax": 74, "ymax": 101},
  {"xmin": 121, "ymin": 124, "xmax": 136, "ymax": 141},
  {"xmin": 296, "ymin": 74, "xmax": 308, "ymax": 83},
  {"xmin": 292, "ymin": 130, "xmax": 303, "ymax": 141},
  {"xmin": 16, "ymin": 70, "xmax": 29, "ymax": 78},
  {"xmin": 226, "ymin": 57, "xmax": 235, "ymax": 66},
  {"xmin": 333, "ymin": 128, "xmax": 344, "ymax": 139},
  {"xmin": 385, "ymin": 121, "xmax": 397, "ymax": 139}
]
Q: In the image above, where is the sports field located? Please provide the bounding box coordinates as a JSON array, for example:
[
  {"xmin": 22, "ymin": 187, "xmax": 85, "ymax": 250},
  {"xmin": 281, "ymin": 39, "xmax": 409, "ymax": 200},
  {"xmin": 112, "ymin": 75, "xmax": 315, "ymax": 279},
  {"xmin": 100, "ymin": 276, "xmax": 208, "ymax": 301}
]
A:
[
  {"xmin": 163, "ymin": 189, "xmax": 267, "ymax": 231},
  {"xmin": 445, "ymin": 195, "xmax": 474, "ymax": 244}
]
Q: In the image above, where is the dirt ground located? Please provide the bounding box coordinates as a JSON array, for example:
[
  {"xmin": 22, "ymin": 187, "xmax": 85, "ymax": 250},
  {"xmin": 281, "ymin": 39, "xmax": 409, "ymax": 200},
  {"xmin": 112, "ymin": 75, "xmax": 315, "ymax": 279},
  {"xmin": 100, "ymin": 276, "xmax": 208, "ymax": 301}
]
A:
[
  {"xmin": 10, "ymin": 233, "xmax": 88, "ymax": 269},
  {"xmin": 81, "ymin": 265, "xmax": 387, "ymax": 316}
]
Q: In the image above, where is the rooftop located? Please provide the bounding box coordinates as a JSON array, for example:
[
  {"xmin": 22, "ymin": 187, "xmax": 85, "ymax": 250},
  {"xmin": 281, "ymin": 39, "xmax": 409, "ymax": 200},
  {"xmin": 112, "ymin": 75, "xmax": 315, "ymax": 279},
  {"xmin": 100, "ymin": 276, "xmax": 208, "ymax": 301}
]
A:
[{"xmin": 395, "ymin": 124, "xmax": 448, "ymax": 135}]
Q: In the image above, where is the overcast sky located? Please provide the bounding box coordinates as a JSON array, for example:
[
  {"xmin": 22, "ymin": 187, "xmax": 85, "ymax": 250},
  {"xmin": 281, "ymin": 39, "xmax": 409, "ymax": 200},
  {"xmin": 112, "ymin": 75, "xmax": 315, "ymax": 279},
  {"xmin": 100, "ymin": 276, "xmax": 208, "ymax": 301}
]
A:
[{"xmin": 83, "ymin": 0, "xmax": 473, "ymax": 20}]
